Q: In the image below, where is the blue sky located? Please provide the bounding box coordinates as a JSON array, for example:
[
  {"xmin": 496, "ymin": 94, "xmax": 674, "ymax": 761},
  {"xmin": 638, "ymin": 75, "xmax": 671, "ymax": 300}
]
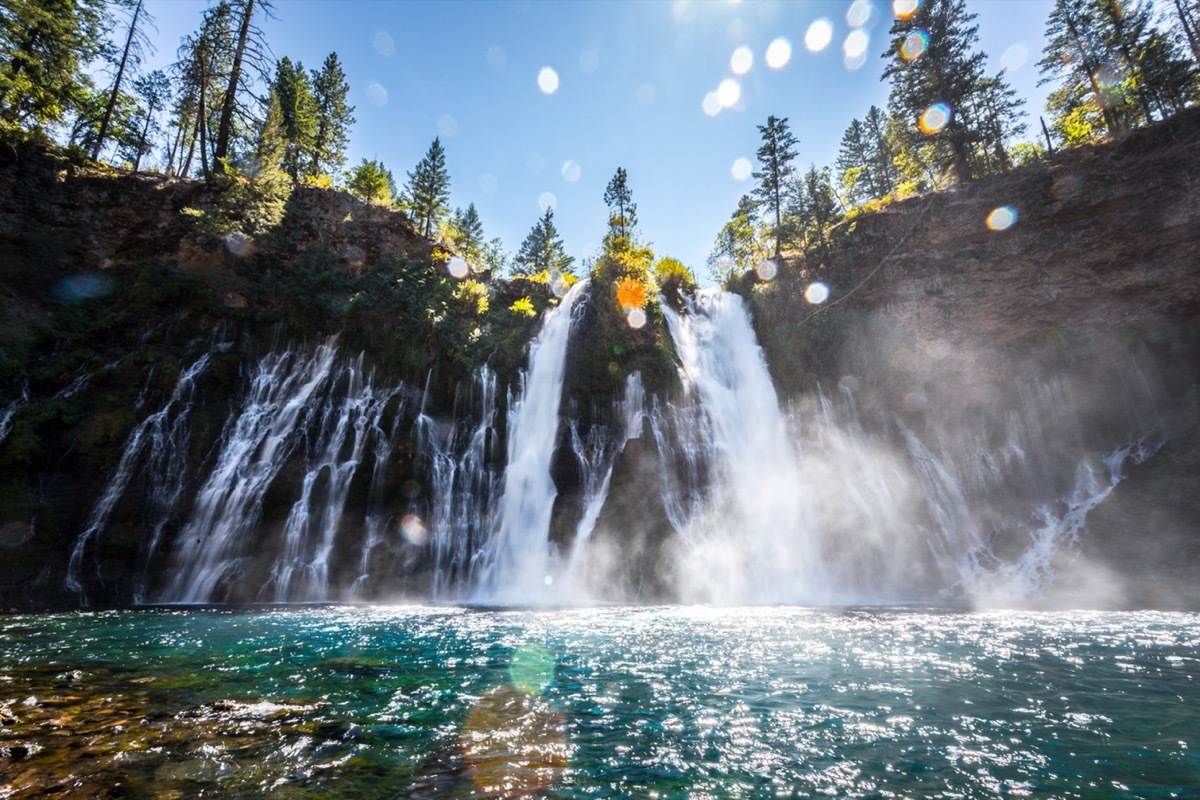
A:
[{"xmin": 142, "ymin": 0, "xmax": 1055, "ymax": 283}]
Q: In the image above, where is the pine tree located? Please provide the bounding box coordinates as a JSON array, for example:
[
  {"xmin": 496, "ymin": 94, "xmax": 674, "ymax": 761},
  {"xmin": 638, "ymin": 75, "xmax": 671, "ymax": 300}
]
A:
[
  {"xmin": 883, "ymin": 0, "xmax": 1014, "ymax": 183},
  {"xmin": 789, "ymin": 166, "xmax": 843, "ymax": 263},
  {"xmin": 751, "ymin": 115, "xmax": 799, "ymax": 258},
  {"xmin": 348, "ymin": 158, "xmax": 395, "ymax": 204},
  {"xmin": 449, "ymin": 203, "xmax": 486, "ymax": 270},
  {"xmin": 122, "ymin": 69, "xmax": 169, "ymax": 171},
  {"xmin": 310, "ymin": 52, "xmax": 353, "ymax": 180},
  {"xmin": 968, "ymin": 72, "xmax": 1027, "ymax": 174},
  {"xmin": 1039, "ymin": 0, "xmax": 1133, "ymax": 140},
  {"xmin": 513, "ymin": 207, "xmax": 575, "ymax": 276},
  {"xmin": 708, "ymin": 194, "xmax": 765, "ymax": 285},
  {"xmin": 172, "ymin": 2, "xmax": 235, "ymax": 179},
  {"xmin": 254, "ymin": 88, "xmax": 286, "ymax": 176},
  {"xmin": 405, "ymin": 137, "xmax": 451, "ymax": 238},
  {"xmin": 212, "ymin": 0, "xmax": 273, "ymax": 167},
  {"xmin": 863, "ymin": 105, "xmax": 899, "ymax": 197},
  {"xmin": 270, "ymin": 57, "xmax": 317, "ymax": 181},
  {"xmin": 603, "ymin": 167, "xmax": 638, "ymax": 241},
  {"xmin": 0, "ymin": 0, "xmax": 111, "ymax": 131},
  {"xmin": 93, "ymin": 0, "xmax": 156, "ymax": 161}
]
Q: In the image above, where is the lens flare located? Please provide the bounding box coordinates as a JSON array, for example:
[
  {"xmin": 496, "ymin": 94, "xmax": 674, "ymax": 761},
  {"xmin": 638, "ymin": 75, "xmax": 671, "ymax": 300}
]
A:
[
  {"xmin": 893, "ymin": 0, "xmax": 921, "ymax": 19},
  {"xmin": 509, "ymin": 644, "xmax": 556, "ymax": 695},
  {"xmin": 561, "ymin": 160, "xmax": 581, "ymax": 182},
  {"xmin": 461, "ymin": 687, "xmax": 569, "ymax": 799},
  {"xmin": 730, "ymin": 45, "xmax": 753, "ymax": 75},
  {"xmin": 54, "ymin": 274, "xmax": 113, "ymax": 303},
  {"xmin": 702, "ymin": 91, "xmax": 722, "ymax": 116},
  {"xmin": 805, "ymin": 20, "xmax": 834, "ymax": 52},
  {"xmin": 756, "ymin": 259, "xmax": 778, "ymax": 281},
  {"xmin": 901, "ymin": 30, "xmax": 928, "ymax": 61},
  {"xmin": 527, "ymin": 152, "xmax": 545, "ymax": 173},
  {"xmin": 537, "ymin": 66, "xmax": 559, "ymax": 94},
  {"xmin": 223, "ymin": 232, "xmax": 252, "ymax": 257},
  {"xmin": 579, "ymin": 49, "xmax": 599, "ymax": 74},
  {"xmin": 627, "ymin": 308, "xmax": 648, "ymax": 329},
  {"xmin": 846, "ymin": 0, "xmax": 874, "ymax": 28},
  {"xmin": 636, "ymin": 83, "xmax": 656, "ymax": 106},
  {"xmin": 805, "ymin": 281, "xmax": 830, "ymax": 304},
  {"xmin": 366, "ymin": 83, "xmax": 388, "ymax": 107},
  {"xmin": 616, "ymin": 277, "xmax": 648, "ymax": 310},
  {"xmin": 717, "ymin": 78, "xmax": 741, "ymax": 108},
  {"xmin": 487, "ymin": 45, "xmax": 506, "ymax": 68},
  {"xmin": 765, "ymin": 38, "xmax": 792, "ymax": 69},
  {"xmin": 447, "ymin": 256, "xmax": 470, "ymax": 279},
  {"xmin": 986, "ymin": 206, "xmax": 1017, "ymax": 230},
  {"xmin": 437, "ymin": 114, "xmax": 458, "ymax": 137},
  {"xmin": 731, "ymin": 157, "xmax": 752, "ymax": 181},
  {"xmin": 480, "ymin": 174, "xmax": 499, "ymax": 195},
  {"xmin": 1000, "ymin": 43, "xmax": 1029, "ymax": 71},
  {"xmin": 844, "ymin": 29, "xmax": 873, "ymax": 69},
  {"xmin": 373, "ymin": 31, "xmax": 395, "ymax": 57},
  {"xmin": 401, "ymin": 513, "xmax": 428, "ymax": 545},
  {"xmin": 538, "ymin": 192, "xmax": 557, "ymax": 212},
  {"xmin": 919, "ymin": 103, "xmax": 950, "ymax": 134}
]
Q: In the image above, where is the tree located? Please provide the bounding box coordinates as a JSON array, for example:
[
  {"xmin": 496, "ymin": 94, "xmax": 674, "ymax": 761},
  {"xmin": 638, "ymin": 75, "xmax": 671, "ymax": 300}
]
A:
[
  {"xmin": 405, "ymin": 137, "xmax": 451, "ymax": 238},
  {"xmin": 513, "ymin": 207, "xmax": 574, "ymax": 276},
  {"xmin": 172, "ymin": 2, "xmax": 235, "ymax": 179},
  {"xmin": 1173, "ymin": 0, "xmax": 1200, "ymax": 64},
  {"xmin": 603, "ymin": 167, "xmax": 638, "ymax": 241},
  {"xmin": 708, "ymin": 194, "xmax": 766, "ymax": 285},
  {"xmin": 310, "ymin": 52, "xmax": 354, "ymax": 180},
  {"xmin": 348, "ymin": 158, "xmax": 395, "ymax": 204},
  {"xmin": 122, "ymin": 69, "xmax": 170, "ymax": 171},
  {"xmin": 93, "ymin": 0, "xmax": 155, "ymax": 161},
  {"xmin": 449, "ymin": 203, "xmax": 486, "ymax": 270},
  {"xmin": 968, "ymin": 72, "xmax": 1028, "ymax": 174},
  {"xmin": 270, "ymin": 57, "xmax": 317, "ymax": 180},
  {"xmin": 883, "ymin": 0, "xmax": 1017, "ymax": 183},
  {"xmin": 751, "ymin": 115, "xmax": 799, "ymax": 258},
  {"xmin": 212, "ymin": 0, "xmax": 273, "ymax": 166},
  {"xmin": 0, "ymin": 0, "xmax": 111, "ymax": 131},
  {"xmin": 1035, "ymin": 0, "xmax": 1194, "ymax": 140},
  {"xmin": 789, "ymin": 166, "xmax": 844, "ymax": 263}
]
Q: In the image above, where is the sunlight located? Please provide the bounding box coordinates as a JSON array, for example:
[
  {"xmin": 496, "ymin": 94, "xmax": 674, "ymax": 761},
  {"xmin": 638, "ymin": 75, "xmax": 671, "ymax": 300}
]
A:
[
  {"xmin": 537, "ymin": 66, "xmax": 560, "ymax": 94},
  {"xmin": 902, "ymin": 30, "xmax": 928, "ymax": 61},
  {"xmin": 731, "ymin": 45, "xmax": 753, "ymax": 75},
  {"xmin": 805, "ymin": 20, "xmax": 834, "ymax": 53},
  {"xmin": 844, "ymin": 30, "xmax": 870, "ymax": 70},
  {"xmin": 717, "ymin": 78, "xmax": 741, "ymax": 108},
  {"xmin": 986, "ymin": 206, "xmax": 1018, "ymax": 231},
  {"xmin": 919, "ymin": 103, "xmax": 950, "ymax": 134},
  {"xmin": 765, "ymin": 38, "xmax": 792, "ymax": 69}
]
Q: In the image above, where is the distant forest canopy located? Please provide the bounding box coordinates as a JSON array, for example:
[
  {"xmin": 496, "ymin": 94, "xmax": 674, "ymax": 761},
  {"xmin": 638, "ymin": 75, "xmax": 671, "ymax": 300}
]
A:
[{"xmin": 2, "ymin": 0, "xmax": 1199, "ymax": 288}]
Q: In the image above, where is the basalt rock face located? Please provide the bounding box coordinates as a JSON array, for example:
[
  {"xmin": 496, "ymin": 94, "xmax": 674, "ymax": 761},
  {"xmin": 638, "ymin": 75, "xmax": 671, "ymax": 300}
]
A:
[{"xmin": 748, "ymin": 108, "xmax": 1200, "ymax": 609}]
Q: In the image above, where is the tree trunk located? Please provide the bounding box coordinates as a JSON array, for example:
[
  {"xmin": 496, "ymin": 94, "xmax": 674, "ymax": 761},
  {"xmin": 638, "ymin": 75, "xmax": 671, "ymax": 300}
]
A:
[
  {"xmin": 214, "ymin": 0, "xmax": 253, "ymax": 164},
  {"xmin": 132, "ymin": 99, "xmax": 156, "ymax": 172},
  {"xmin": 93, "ymin": 0, "xmax": 142, "ymax": 162},
  {"xmin": 1175, "ymin": 0, "xmax": 1200, "ymax": 63}
]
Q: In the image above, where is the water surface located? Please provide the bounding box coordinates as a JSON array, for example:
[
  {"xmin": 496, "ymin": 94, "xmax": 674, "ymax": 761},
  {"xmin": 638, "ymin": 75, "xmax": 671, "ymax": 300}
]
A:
[{"xmin": 2, "ymin": 606, "xmax": 1197, "ymax": 798}]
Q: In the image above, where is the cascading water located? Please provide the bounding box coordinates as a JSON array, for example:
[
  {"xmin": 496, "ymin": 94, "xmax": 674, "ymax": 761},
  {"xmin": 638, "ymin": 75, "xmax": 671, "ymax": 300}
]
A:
[
  {"xmin": 417, "ymin": 368, "xmax": 501, "ymax": 600},
  {"xmin": 658, "ymin": 289, "xmax": 1164, "ymax": 607},
  {"xmin": 264, "ymin": 355, "xmax": 400, "ymax": 602},
  {"xmin": 473, "ymin": 280, "xmax": 589, "ymax": 602},
  {"xmin": 162, "ymin": 339, "xmax": 340, "ymax": 603},
  {"xmin": 662, "ymin": 290, "xmax": 827, "ymax": 603},
  {"xmin": 65, "ymin": 354, "xmax": 212, "ymax": 603}
]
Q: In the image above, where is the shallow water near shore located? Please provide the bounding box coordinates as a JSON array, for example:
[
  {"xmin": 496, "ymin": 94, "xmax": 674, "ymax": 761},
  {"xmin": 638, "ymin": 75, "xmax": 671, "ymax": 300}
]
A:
[{"xmin": 2, "ymin": 606, "xmax": 1198, "ymax": 798}]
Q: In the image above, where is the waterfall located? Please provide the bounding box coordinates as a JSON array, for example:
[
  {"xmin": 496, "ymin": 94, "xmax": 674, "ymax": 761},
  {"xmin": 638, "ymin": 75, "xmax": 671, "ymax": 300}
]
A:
[
  {"xmin": 659, "ymin": 289, "xmax": 1165, "ymax": 607},
  {"xmin": 662, "ymin": 290, "xmax": 826, "ymax": 604},
  {"xmin": 161, "ymin": 339, "xmax": 339, "ymax": 603},
  {"xmin": 473, "ymin": 280, "xmax": 589, "ymax": 601},
  {"xmin": 0, "ymin": 383, "xmax": 27, "ymax": 447},
  {"xmin": 419, "ymin": 368, "xmax": 501, "ymax": 600},
  {"xmin": 562, "ymin": 371, "xmax": 647, "ymax": 590},
  {"xmin": 264, "ymin": 355, "xmax": 400, "ymax": 602},
  {"xmin": 65, "ymin": 354, "xmax": 212, "ymax": 602}
]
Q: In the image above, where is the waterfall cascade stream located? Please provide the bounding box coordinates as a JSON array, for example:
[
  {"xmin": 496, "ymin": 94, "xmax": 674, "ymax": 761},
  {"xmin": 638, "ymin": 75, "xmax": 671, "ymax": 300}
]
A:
[{"xmin": 65, "ymin": 286, "xmax": 1163, "ymax": 608}]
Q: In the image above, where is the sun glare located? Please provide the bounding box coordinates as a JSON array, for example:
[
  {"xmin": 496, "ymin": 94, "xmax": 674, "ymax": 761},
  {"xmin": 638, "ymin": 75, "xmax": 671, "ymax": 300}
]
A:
[
  {"xmin": 765, "ymin": 38, "xmax": 792, "ymax": 69},
  {"xmin": 537, "ymin": 66, "xmax": 559, "ymax": 94},
  {"xmin": 805, "ymin": 20, "xmax": 833, "ymax": 53},
  {"xmin": 731, "ymin": 45, "xmax": 753, "ymax": 75}
]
